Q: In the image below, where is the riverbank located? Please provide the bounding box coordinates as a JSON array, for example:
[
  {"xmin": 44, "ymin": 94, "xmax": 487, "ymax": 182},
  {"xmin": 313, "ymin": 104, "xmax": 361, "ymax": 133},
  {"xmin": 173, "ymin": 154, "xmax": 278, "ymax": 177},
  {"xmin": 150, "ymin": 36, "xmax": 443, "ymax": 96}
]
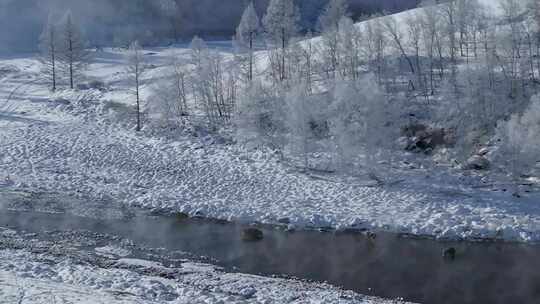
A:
[{"xmin": 2, "ymin": 48, "xmax": 540, "ymax": 244}]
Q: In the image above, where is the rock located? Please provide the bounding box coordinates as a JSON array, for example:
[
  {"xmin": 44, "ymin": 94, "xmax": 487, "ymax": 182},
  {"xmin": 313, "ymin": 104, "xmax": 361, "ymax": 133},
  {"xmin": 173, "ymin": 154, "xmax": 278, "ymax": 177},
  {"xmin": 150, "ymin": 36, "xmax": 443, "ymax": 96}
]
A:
[
  {"xmin": 443, "ymin": 247, "xmax": 456, "ymax": 260},
  {"xmin": 89, "ymin": 80, "xmax": 106, "ymax": 90},
  {"xmin": 404, "ymin": 127, "xmax": 454, "ymax": 154},
  {"xmin": 241, "ymin": 228, "xmax": 264, "ymax": 242},
  {"xmin": 365, "ymin": 231, "xmax": 377, "ymax": 240},
  {"xmin": 478, "ymin": 147, "xmax": 489, "ymax": 156},
  {"xmin": 401, "ymin": 123, "xmax": 428, "ymax": 137},
  {"xmin": 76, "ymin": 83, "xmax": 90, "ymax": 90},
  {"xmin": 51, "ymin": 98, "xmax": 71, "ymax": 105},
  {"xmin": 463, "ymin": 155, "xmax": 490, "ymax": 170},
  {"xmin": 278, "ymin": 217, "xmax": 290, "ymax": 224},
  {"xmin": 175, "ymin": 212, "xmax": 189, "ymax": 220}
]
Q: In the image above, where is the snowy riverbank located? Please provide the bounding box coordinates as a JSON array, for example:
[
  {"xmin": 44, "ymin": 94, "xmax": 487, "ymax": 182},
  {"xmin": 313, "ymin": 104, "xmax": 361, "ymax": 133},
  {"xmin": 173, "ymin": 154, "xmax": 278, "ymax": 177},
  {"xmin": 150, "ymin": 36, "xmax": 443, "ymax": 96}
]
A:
[{"xmin": 1, "ymin": 45, "xmax": 540, "ymax": 243}]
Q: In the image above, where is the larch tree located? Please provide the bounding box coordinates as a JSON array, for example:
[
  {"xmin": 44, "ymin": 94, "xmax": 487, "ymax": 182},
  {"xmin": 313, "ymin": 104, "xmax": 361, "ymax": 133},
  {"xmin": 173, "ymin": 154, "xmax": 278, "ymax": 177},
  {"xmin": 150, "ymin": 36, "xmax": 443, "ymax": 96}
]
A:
[
  {"xmin": 39, "ymin": 14, "xmax": 60, "ymax": 92},
  {"xmin": 338, "ymin": 16, "xmax": 362, "ymax": 80},
  {"xmin": 319, "ymin": 0, "xmax": 350, "ymax": 78},
  {"xmin": 126, "ymin": 41, "xmax": 146, "ymax": 132},
  {"xmin": 236, "ymin": 1, "xmax": 260, "ymax": 82},
  {"xmin": 59, "ymin": 10, "xmax": 88, "ymax": 90},
  {"xmin": 262, "ymin": 0, "xmax": 300, "ymax": 82}
]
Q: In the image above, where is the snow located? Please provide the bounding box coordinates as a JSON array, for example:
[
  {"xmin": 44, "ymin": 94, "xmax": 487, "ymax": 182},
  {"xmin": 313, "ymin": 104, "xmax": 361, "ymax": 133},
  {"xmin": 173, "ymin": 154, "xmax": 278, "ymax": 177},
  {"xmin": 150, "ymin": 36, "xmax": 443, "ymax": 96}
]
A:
[{"xmin": 0, "ymin": 249, "xmax": 407, "ymax": 304}]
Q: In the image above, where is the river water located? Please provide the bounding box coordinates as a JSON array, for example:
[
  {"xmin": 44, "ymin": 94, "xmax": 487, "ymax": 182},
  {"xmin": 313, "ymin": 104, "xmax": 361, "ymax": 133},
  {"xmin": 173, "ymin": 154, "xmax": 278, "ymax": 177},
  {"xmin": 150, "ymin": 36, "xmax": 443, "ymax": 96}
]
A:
[{"xmin": 1, "ymin": 192, "xmax": 539, "ymax": 304}]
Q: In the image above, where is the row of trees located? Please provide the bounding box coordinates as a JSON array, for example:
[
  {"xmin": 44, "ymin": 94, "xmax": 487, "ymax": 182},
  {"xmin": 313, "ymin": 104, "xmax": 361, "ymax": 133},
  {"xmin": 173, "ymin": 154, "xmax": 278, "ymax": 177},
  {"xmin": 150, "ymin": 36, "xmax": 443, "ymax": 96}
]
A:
[{"xmin": 39, "ymin": 11, "xmax": 87, "ymax": 91}]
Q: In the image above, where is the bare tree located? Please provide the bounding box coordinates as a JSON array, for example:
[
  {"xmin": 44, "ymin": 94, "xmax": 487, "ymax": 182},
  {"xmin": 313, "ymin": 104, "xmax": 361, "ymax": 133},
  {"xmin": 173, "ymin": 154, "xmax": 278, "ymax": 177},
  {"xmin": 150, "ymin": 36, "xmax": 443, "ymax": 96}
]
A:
[
  {"xmin": 59, "ymin": 10, "xmax": 88, "ymax": 89},
  {"xmin": 39, "ymin": 14, "xmax": 60, "ymax": 92},
  {"xmin": 318, "ymin": 0, "xmax": 350, "ymax": 78},
  {"xmin": 437, "ymin": 1, "xmax": 457, "ymax": 89},
  {"xmin": 338, "ymin": 16, "xmax": 362, "ymax": 80},
  {"xmin": 363, "ymin": 14, "xmax": 387, "ymax": 86},
  {"xmin": 420, "ymin": 0, "xmax": 441, "ymax": 95},
  {"xmin": 126, "ymin": 41, "xmax": 146, "ymax": 131},
  {"xmin": 383, "ymin": 14, "xmax": 416, "ymax": 90}
]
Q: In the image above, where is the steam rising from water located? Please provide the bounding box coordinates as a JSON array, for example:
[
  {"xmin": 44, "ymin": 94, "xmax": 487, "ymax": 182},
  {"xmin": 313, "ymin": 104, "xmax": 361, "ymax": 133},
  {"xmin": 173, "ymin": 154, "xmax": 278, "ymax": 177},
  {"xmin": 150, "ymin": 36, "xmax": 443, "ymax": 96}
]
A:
[{"xmin": 0, "ymin": 0, "xmax": 420, "ymax": 53}]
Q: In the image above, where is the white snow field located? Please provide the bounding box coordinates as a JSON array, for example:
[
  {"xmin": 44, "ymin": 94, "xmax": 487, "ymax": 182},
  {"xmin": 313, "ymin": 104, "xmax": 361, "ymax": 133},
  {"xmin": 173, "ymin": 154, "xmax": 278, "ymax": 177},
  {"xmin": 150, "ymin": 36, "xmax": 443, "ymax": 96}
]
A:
[{"xmin": 0, "ymin": 249, "xmax": 406, "ymax": 304}]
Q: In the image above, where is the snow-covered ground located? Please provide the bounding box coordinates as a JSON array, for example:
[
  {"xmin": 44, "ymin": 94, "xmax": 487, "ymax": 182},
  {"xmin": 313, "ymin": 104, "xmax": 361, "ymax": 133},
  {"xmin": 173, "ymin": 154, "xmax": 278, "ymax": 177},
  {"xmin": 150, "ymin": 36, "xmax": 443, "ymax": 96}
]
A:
[{"xmin": 1, "ymin": 43, "xmax": 540, "ymax": 243}]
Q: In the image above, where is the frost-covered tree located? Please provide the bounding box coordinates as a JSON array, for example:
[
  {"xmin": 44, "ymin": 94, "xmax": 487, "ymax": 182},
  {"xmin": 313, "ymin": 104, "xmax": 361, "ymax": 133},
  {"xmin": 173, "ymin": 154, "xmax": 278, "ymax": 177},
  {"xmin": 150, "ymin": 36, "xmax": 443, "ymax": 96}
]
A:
[
  {"xmin": 440, "ymin": 1, "xmax": 459, "ymax": 90},
  {"xmin": 364, "ymin": 14, "xmax": 387, "ymax": 85},
  {"xmin": 420, "ymin": 0, "xmax": 443, "ymax": 94},
  {"xmin": 59, "ymin": 10, "xmax": 88, "ymax": 89},
  {"xmin": 319, "ymin": 0, "xmax": 350, "ymax": 79},
  {"xmin": 338, "ymin": 16, "xmax": 362, "ymax": 80},
  {"xmin": 236, "ymin": 81, "xmax": 286, "ymax": 152},
  {"xmin": 496, "ymin": 95, "xmax": 540, "ymax": 194},
  {"xmin": 126, "ymin": 41, "xmax": 146, "ymax": 131},
  {"xmin": 498, "ymin": 0, "xmax": 527, "ymax": 98},
  {"xmin": 39, "ymin": 14, "xmax": 60, "ymax": 92},
  {"xmin": 406, "ymin": 13, "xmax": 425, "ymax": 94},
  {"xmin": 318, "ymin": 0, "xmax": 350, "ymax": 31},
  {"xmin": 285, "ymin": 83, "xmax": 313, "ymax": 168},
  {"xmin": 263, "ymin": 0, "xmax": 300, "ymax": 82},
  {"xmin": 236, "ymin": 1, "xmax": 260, "ymax": 81},
  {"xmin": 190, "ymin": 36, "xmax": 236, "ymax": 126},
  {"xmin": 329, "ymin": 75, "xmax": 396, "ymax": 173},
  {"xmin": 149, "ymin": 52, "xmax": 188, "ymax": 129}
]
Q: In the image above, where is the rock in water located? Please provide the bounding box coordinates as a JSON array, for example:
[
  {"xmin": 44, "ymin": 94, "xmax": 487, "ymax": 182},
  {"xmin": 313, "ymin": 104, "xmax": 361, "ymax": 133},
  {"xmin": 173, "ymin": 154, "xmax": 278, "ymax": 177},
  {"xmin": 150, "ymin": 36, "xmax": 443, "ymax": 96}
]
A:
[
  {"xmin": 443, "ymin": 247, "xmax": 456, "ymax": 260},
  {"xmin": 175, "ymin": 212, "xmax": 189, "ymax": 220},
  {"xmin": 463, "ymin": 155, "xmax": 490, "ymax": 171},
  {"xmin": 242, "ymin": 228, "xmax": 264, "ymax": 242}
]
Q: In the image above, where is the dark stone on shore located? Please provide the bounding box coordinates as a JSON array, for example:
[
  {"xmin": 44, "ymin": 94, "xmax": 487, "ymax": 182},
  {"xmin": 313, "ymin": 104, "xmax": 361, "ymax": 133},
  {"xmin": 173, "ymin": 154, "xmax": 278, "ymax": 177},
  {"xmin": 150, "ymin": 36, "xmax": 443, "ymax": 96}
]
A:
[
  {"xmin": 242, "ymin": 228, "xmax": 264, "ymax": 242},
  {"xmin": 278, "ymin": 217, "xmax": 290, "ymax": 224},
  {"xmin": 175, "ymin": 212, "xmax": 189, "ymax": 220}
]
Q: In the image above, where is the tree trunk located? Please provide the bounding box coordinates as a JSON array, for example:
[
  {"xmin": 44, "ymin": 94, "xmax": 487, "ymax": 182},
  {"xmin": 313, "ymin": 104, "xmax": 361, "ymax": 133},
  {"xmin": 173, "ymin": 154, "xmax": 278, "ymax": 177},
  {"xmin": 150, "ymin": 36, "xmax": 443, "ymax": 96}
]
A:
[
  {"xmin": 281, "ymin": 27, "xmax": 286, "ymax": 81},
  {"xmin": 249, "ymin": 31, "xmax": 253, "ymax": 81},
  {"xmin": 136, "ymin": 70, "xmax": 141, "ymax": 132},
  {"xmin": 52, "ymin": 48, "xmax": 56, "ymax": 92},
  {"xmin": 69, "ymin": 38, "xmax": 74, "ymax": 89}
]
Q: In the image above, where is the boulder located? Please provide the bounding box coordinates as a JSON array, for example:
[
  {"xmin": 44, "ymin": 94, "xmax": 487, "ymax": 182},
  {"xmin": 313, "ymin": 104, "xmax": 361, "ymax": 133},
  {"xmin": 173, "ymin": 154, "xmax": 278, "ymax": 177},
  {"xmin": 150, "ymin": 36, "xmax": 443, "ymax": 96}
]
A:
[
  {"xmin": 404, "ymin": 127, "xmax": 455, "ymax": 154},
  {"xmin": 463, "ymin": 155, "xmax": 490, "ymax": 170},
  {"xmin": 241, "ymin": 228, "xmax": 264, "ymax": 242},
  {"xmin": 443, "ymin": 247, "xmax": 456, "ymax": 260},
  {"xmin": 278, "ymin": 217, "xmax": 290, "ymax": 224},
  {"xmin": 175, "ymin": 212, "xmax": 189, "ymax": 220}
]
